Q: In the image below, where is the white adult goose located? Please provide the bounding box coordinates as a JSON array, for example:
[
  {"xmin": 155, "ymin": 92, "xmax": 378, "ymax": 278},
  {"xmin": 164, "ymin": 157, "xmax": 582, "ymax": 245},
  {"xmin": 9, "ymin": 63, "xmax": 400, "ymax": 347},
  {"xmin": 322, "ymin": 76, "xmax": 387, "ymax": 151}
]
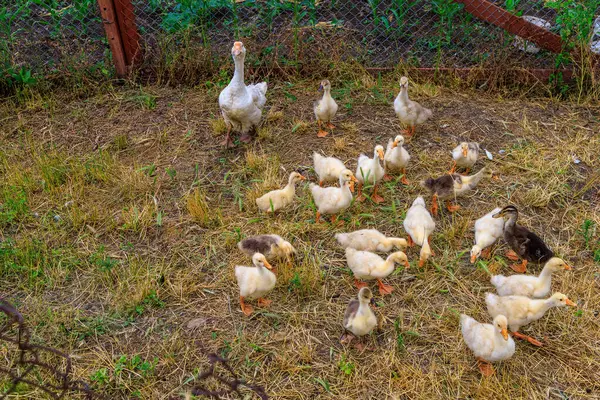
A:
[{"xmin": 218, "ymin": 41, "xmax": 267, "ymax": 147}]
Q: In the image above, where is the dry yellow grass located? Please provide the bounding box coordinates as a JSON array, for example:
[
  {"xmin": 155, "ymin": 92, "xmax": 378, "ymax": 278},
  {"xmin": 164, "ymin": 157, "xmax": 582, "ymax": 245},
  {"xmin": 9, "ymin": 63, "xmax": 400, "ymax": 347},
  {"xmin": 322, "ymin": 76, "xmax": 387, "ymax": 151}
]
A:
[{"xmin": 0, "ymin": 78, "xmax": 599, "ymax": 399}]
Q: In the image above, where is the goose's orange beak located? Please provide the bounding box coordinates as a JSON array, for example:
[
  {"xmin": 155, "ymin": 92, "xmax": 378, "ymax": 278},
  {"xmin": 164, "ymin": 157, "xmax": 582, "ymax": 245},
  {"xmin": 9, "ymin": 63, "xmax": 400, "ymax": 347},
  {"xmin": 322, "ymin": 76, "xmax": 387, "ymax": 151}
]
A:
[
  {"xmin": 263, "ymin": 260, "xmax": 273, "ymax": 270},
  {"xmin": 462, "ymin": 144, "xmax": 468, "ymax": 157},
  {"xmin": 233, "ymin": 41, "xmax": 243, "ymax": 56},
  {"xmin": 470, "ymin": 254, "xmax": 477, "ymax": 264},
  {"xmin": 392, "ymin": 139, "xmax": 399, "ymax": 148},
  {"xmin": 565, "ymin": 298, "xmax": 576, "ymax": 307},
  {"xmin": 299, "ymin": 175, "xmax": 306, "ymax": 181},
  {"xmin": 377, "ymin": 149, "xmax": 384, "ymax": 160},
  {"xmin": 404, "ymin": 260, "xmax": 410, "ymax": 268},
  {"xmin": 564, "ymin": 264, "xmax": 572, "ymax": 270},
  {"xmin": 349, "ymin": 175, "xmax": 358, "ymax": 193},
  {"xmin": 501, "ymin": 328, "xmax": 508, "ymax": 341}
]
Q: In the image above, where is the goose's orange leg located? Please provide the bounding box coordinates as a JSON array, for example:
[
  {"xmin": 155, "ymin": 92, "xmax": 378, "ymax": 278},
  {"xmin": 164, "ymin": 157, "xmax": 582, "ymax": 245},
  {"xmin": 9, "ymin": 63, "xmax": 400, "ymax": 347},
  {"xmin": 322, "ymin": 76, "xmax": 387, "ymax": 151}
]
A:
[
  {"xmin": 512, "ymin": 330, "xmax": 543, "ymax": 347},
  {"xmin": 511, "ymin": 259, "xmax": 527, "ymax": 273},
  {"xmin": 477, "ymin": 358, "xmax": 495, "ymax": 377},
  {"xmin": 431, "ymin": 193, "xmax": 439, "ymax": 216},
  {"xmin": 221, "ymin": 124, "xmax": 234, "ymax": 148},
  {"xmin": 258, "ymin": 298, "xmax": 272, "ymax": 307},
  {"xmin": 446, "ymin": 200, "xmax": 461, "ymax": 212},
  {"xmin": 372, "ymin": 184, "xmax": 384, "ymax": 204},
  {"xmin": 377, "ymin": 279, "xmax": 394, "ymax": 295},
  {"xmin": 317, "ymin": 120, "xmax": 329, "ymax": 137},
  {"xmin": 354, "ymin": 279, "xmax": 368, "ymax": 289},
  {"xmin": 240, "ymin": 296, "xmax": 253, "ymax": 316},
  {"xmin": 448, "ymin": 160, "xmax": 457, "ymax": 174},
  {"xmin": 357, "ymin": 182, "xmax": 365, "ymax": 202},
  {"xmin": 400, "ymin": 168, "xmax": 409, "ymax": 185}
]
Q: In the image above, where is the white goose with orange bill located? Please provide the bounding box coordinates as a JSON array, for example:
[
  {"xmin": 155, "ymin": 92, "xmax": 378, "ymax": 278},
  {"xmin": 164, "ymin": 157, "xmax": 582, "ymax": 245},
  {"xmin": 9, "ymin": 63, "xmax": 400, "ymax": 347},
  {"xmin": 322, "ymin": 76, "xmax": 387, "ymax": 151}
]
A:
[{"xmin": 218, "ymin": 41, "xmax": 267, "ymax": 147}]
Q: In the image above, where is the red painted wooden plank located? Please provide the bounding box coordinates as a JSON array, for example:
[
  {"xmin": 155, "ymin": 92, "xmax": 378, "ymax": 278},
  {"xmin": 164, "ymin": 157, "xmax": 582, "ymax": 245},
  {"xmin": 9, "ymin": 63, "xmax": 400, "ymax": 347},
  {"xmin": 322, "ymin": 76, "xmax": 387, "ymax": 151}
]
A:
[
  {"xmin": 454, "ymin": 0, "xmax": 564, "ymax": 54},
  {"xmin": 113, "ymin": 0, "xmax": 142, "ymax": 66},
  {"xmin": 97, "ymin": 0, "xmax": 127, "ymax": 77}
]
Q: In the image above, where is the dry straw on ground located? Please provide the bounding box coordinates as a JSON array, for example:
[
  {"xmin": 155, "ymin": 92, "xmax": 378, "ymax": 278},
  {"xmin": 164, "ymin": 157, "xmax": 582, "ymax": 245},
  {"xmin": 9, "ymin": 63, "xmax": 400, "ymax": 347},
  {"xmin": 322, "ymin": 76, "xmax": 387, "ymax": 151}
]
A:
[{"xmin": 0, "ymin": 74, "xmax": 599, "ymax": 399}]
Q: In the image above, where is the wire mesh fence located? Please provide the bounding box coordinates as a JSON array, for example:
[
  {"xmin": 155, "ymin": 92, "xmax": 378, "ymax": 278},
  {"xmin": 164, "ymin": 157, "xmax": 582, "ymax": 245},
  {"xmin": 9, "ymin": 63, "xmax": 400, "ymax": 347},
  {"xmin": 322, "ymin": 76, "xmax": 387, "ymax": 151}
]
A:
[
  {"xmin": 1, "ymin": 1, "xmax": 107, "ymax": 82},
  {"xmin": 131, "ymin": 0, "xmax": 567, "ymax": 69},
  {"xmin": 0, "ymin": 297, "xmax": 269, "ymax": 399},
  {"xmin": 0, "ymin": 299, "xmax": 103, "ymax": 399},
  {"xmin": 1, "ymin": 0, "xmax": 599, "ymax": 85}
]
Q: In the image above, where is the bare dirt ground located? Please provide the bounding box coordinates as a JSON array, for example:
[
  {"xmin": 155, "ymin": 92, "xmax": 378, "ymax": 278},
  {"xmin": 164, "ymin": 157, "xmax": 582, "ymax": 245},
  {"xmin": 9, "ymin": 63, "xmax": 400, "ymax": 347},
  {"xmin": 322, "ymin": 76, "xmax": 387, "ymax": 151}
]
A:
[{"xmin": 1, "ymin": 76, "xmax": 599, "ymax": 399}]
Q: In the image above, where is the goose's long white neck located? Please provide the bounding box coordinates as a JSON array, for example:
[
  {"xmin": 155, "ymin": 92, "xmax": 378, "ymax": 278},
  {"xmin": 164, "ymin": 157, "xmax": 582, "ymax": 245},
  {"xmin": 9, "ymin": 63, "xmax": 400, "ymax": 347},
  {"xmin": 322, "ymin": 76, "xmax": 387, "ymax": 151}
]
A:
[
  {"xmin": 398, "ymin": 87, "xmax": 409, "ymax": 102},
  {"xmin": 232, "ymin": 55, "xmax": 245, "ymax": 86},
  {"xmin": 338, "ymin": 180, "xmax": 352, "ymax": 198},
  {"xmin": 530, "ymin": 298, "xmax": 554, "ymax": 316},
  {"xmin": 537, "ymin": 265, "xmax": 554, "ymax": 281},
  {"xmin": 469, "ymin": 169, "xmax": 486, "ymax": 184},
  {"xmin": 372, "ymin": 152, "xmax": 380, "ymax": 170},
  {"xmin": 284, "ymin": 180, "xmax": 297, "ymax": 194}
]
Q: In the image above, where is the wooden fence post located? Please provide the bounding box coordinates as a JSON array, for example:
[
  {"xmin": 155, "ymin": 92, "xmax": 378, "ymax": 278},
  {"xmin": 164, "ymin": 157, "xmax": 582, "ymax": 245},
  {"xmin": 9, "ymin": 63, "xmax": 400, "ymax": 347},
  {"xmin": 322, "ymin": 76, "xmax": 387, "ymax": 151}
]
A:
[
  {"xmin": 113, "ymin": 0, "xmax": 142, "ymax": 66},
  {"xmin": 97, "ymin": 0, "xmax": 127, "ymax": 77},
  {"xmin": 454, "ymin": 0, "xmax": 563, "ymax": 53}
]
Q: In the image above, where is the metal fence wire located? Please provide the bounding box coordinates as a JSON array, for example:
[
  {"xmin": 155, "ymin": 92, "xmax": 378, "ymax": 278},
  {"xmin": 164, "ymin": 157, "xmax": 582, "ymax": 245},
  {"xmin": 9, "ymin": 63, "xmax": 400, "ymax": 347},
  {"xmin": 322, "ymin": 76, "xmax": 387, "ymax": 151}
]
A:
[
  {"xmin": 132, "ymin": 0, "xmax": 563, "ymax": 68},
  {"xmin": 1, "ymin": 1, "xmax": 599, "ymax": 80},
  {"xmin": 0, "ymin": 299, "xmax": 102, "ymax": 399},
  {"xmin": 1, "ymin": 298, "xmax": 268, "ymax": 399},
  {"xmin": 2, "ymin": 1, "xmax": 107, "ymax": 78}
]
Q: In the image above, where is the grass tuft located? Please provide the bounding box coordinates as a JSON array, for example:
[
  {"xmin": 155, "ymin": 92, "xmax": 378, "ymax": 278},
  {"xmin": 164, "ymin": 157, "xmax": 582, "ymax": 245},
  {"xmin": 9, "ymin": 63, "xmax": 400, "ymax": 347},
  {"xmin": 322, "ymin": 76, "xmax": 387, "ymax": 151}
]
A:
[
  {"xmin": 209, "ymin": 117, "xmax": 227, "ymax": 136},
  {"xmin": 186, "ymin": 188, "xmax": 222, "ymax": 228}
]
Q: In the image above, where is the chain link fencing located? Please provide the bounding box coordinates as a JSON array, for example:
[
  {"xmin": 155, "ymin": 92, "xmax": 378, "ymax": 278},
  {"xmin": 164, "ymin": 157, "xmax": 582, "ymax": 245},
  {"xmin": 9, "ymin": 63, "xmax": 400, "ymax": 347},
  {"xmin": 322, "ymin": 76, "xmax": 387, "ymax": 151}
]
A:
[
  {"xmin": 0, "ymin": 299, "xmax": 104, "ymax": 399},
  {"xmin": 1, "ymin": 0, "xmax": 599, "ymax": 86},
  {"xmin": 1, "ymin": 0, "xmax": 107, "ymax": 85},
  {"xmin": 131, "ymin": 0, "xmax": 566, "ymax": 69},
  {"xmin": 1, "ymin": 298, "xmax": 268, "ymax": 399}
]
